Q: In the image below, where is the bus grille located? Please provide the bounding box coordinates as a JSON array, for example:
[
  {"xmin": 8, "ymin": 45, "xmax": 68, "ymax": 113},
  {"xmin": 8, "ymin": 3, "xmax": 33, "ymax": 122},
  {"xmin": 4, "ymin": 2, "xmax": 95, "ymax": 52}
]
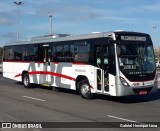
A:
[{"xmin": 133, "ymin": 87, "xmax": 153, "ymax": 94}]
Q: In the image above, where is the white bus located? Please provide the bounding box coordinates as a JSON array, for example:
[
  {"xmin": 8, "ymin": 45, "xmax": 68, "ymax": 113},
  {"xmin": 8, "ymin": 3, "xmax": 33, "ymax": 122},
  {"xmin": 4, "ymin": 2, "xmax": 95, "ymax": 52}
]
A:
[{"xmin": 3, "ymin": 31, "xmax": 158, "ymax": 99}]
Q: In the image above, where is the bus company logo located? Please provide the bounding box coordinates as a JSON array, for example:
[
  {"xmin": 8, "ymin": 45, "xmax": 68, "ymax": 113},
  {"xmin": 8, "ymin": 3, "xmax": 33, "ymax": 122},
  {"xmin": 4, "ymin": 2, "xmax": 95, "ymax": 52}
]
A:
[{"xmin": 2, "ymin": 123, "xmax": 11, "ymax": 128}]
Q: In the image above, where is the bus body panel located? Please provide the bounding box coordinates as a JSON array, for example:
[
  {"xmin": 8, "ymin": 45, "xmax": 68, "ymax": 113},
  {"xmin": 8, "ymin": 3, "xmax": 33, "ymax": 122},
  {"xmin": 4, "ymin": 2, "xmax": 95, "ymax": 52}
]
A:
[
  {"xmin": 115, "ymin": 71, "xmax": 157, "ymax": 96},
  {"xmin": 3, "ymin": 31, "xmax": 158, "ymax": 97}
]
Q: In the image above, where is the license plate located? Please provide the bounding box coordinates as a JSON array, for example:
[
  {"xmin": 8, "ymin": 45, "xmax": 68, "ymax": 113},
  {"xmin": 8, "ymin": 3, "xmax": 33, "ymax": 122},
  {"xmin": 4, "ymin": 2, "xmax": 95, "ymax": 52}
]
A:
[{"xmin": 139, "ymin": 91, "xmax": 147, "ymax": 95}]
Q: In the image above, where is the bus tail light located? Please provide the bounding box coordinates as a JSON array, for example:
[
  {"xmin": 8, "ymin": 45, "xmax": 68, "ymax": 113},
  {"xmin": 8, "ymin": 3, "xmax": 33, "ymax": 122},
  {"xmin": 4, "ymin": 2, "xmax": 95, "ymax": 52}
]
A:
[{"xmin": 120, "ymin": 77, "xmax": 130, "ymax": 87}]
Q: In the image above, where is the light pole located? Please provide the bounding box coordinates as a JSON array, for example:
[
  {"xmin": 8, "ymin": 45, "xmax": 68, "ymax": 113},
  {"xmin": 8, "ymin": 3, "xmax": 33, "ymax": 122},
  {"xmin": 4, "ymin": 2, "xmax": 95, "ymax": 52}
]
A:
[
  {"xmin": 14, "ymin": 1, "xmax": 24, "ymax": 42},
  {"xmin": 49, "ymin": 13, "xmax": 53, "ymax": 36}
]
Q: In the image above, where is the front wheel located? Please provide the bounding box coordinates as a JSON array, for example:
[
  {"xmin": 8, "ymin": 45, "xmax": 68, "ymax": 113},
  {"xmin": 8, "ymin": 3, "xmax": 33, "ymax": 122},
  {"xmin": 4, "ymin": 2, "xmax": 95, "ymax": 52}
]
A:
[
  {"xmin": 78, "ymin": 79, "xmax": 93, "ymax": 99},
  {"xmin": 22, "ymin": 73, "xmax": 31, "ymax": 88}
]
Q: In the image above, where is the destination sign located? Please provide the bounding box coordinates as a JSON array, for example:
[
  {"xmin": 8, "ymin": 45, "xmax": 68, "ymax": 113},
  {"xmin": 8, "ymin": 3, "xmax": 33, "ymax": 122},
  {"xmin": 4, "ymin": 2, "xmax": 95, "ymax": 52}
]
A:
[{"xmin": 120, "ymin": 36, "xmax": 147, "ymax": 41}]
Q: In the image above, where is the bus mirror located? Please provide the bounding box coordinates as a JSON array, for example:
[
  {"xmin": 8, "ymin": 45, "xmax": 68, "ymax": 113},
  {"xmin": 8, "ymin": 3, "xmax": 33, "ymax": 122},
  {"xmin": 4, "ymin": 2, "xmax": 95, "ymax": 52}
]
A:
[{"xmin": 116, "ymin": 46, "xmax": 121, "ymax": 56}]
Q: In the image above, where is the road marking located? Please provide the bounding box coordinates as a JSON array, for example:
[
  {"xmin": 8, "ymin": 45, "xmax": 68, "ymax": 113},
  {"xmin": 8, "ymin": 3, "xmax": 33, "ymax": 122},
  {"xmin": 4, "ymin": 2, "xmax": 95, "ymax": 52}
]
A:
[
  {"xmin": 23, "ymin": 96, "xmax": 46, "ymax": 102},
  {"xmin": 107, "ymin": 115, "xmax": 137, "ymax": 123},
  {"xmin": 108, "ymin": 115, "xmax": 160, "ymax": 129}
]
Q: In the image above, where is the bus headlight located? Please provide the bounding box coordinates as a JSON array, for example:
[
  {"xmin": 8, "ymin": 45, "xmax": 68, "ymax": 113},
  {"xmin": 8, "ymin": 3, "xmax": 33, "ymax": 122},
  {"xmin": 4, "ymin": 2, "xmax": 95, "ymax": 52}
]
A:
[{"xmin": 120, "ymin": 77, "xmax": 130, "ymax": 87}]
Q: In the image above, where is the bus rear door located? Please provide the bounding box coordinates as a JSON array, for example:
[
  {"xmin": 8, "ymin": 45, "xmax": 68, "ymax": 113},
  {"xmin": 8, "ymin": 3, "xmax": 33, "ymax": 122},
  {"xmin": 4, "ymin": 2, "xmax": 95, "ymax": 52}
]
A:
[{"xmin": 40, "ymin": 45, "xmax": 52, "ymax": 85}]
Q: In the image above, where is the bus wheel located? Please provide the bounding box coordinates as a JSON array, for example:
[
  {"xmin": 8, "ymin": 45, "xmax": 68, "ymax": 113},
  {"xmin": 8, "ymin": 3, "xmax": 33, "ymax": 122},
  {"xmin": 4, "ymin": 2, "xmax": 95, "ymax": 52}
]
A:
[
  {"xmin": 22, "ymin": 73, "xmax": 31, "ymax": 88},
  {"xmin": 78, "ymin": 79, "xmax": 93, "ymax": 99}
]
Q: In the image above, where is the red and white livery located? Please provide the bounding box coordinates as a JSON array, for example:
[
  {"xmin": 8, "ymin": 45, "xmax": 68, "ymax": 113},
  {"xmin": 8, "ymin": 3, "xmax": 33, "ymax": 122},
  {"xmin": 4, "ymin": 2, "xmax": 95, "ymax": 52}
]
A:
[{"xmin": 3, "ymin": 31, "xmax": 158, "ymax": 99}]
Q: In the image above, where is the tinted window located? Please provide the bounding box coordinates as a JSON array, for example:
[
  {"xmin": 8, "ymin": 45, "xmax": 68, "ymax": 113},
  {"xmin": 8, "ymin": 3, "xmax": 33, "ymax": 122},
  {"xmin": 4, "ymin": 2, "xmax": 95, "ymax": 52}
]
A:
[
  {"xmin": 51, "ymin": 43, "xmax": 72, "ymax": 62},
  {"xmin": 3, "ymin": 46, "xmax": 14, "ymax": 60},
  {"xmin": 74, "ymin": 41, "xmax": 90, "ymax": 62},
  {"xmin": 13, "ymin": 44, "xmax": 38, "ymax": 61},
  {"xmin": 14, "ymin": 45, "xmax": 25, "ymax": 60},
  {"xmin": 25, "ymin": 44, "xmax": 38, "ymax": 61},
  {"xmin": 55, "ymin": 45, "xmax": 63, "ymax": 62},
  {"xmin": 50, "ymin": 41, "xmax": 90, "ymax": 63}
]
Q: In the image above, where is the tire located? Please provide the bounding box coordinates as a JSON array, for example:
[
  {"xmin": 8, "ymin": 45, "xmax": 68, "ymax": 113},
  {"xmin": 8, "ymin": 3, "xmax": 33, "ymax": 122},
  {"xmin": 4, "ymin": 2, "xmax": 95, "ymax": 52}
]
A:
[
  {"xmin": 22, "ymin": 73, "xmax": 31, "ymax": 88},
  {"xmin": 78, "ymin": 79, "xmax": 93, "ymax": 99}
]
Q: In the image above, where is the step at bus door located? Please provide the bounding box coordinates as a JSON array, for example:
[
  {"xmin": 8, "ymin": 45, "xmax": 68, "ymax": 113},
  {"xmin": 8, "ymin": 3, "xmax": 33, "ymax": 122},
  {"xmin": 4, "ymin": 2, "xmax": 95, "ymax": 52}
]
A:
[
  {"xmin": 40, "ymin": 45, "xmax": 51, "ymax": 85},
  {"xmin": 95, "ymin": 45, "xmax": 109, "ymax": 93}
]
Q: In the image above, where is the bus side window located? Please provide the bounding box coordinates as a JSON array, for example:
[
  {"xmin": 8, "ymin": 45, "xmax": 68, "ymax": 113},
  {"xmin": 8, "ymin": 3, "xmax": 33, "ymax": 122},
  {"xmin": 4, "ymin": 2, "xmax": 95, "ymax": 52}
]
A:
[
  {"xmin": 70, "ymin": 45, "xmax": 74, "ymax": 62},
  {"xmin": 63, "ymin": 45, "xmax": 70, "ymax": 62},
  {"xmin": 22, "ymin": 51, "xmax": 27, "ymax": 60},
  {"xmin": 70, "ymin": 45, "xmax": 79, "ymax": 62},
  {"xmin": 52, "ymin": 46, "xmax": 57, "ymax": 62},
  {"xmin": 4, "ymin": 46, "xmax": 14, "ymax": 60},
  {"xmin": 74, "ymin": 46, "xmax": 79, "ymax": 62}
]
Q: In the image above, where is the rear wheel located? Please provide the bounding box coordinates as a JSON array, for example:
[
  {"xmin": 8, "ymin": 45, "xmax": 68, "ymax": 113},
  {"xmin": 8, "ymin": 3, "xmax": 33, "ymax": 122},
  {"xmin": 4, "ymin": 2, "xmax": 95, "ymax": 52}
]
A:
[
  {"xmin": 78, "ymin": 79, "xmax": 93, "ymax": 99},
  {"xmin": 22, "ymin": 73, "xmax": 31, "ymax": 88}
]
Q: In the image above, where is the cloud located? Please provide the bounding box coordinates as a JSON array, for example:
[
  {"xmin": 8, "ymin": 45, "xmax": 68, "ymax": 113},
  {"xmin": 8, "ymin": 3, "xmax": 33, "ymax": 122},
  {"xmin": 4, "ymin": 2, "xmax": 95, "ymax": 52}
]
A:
[
  {"xmin": 0, "ymin": 4, "xmax": 16, "ymax": 26},
  {"xmin": 35, "ymin": 5, "xmax": 100, "ymax": 22},
  {"xmin": 125, "ymin": 0, "xmax": 160, "ymax": 14},
  {"xmin": 0, "ymin": 0, "xmax": 160, "ymax": 45},
  {"xmin": 140, "ymin": 3, "xmax": 160, "ymax": 12},
  {"xmin": 0, "ymin": 18, "xmax": 14, "ymax": 25},
  {"xmin": 0, "ymin": 32, "xmax": 17, "ymax": 43}
]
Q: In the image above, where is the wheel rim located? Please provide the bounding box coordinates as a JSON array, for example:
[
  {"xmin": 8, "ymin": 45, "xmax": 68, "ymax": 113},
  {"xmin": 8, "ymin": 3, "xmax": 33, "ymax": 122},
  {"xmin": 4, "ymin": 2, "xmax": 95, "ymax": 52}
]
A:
[
  {"xmin": 81, "ymin": 84, "xmax": 90, "ymax": 97},
  {"xmin": 24, "ymin": 76, "xmax": 29, "ymax": 86}
]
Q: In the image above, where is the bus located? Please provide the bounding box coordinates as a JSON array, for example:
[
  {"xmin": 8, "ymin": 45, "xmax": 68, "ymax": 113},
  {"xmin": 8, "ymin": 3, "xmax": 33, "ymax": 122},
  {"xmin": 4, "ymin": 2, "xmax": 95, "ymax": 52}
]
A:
[{"xmin": 3, "ymin": 31, "xmax": 158, "ymax": 99}]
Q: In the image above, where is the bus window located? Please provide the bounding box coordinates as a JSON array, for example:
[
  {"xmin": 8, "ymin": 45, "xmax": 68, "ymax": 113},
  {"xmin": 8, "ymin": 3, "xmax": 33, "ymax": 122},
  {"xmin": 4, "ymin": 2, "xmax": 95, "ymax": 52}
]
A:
[
  {"xmin": 25, "ymin": 44, "xmax": 38, "ymax": 61},
  {"xmin": 74, "ymin": 41, "xmax": 90, "ymax": 62},
  {"xmin": 14, "ymin": 45, "xmax": 25, "ymax": 60},
  {"xmin": 4, "ymin": 46, "xmax": 14, "ymax": 60}
]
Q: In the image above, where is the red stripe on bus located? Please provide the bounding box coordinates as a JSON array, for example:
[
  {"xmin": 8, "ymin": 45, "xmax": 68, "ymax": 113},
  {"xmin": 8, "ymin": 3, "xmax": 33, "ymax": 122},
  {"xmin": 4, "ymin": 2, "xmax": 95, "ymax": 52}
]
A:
[
  {"xmin": 15, "ymin": 72, "xmax": 94, "ymax": 89},
  {"xmin": 90, "ymin": 85, "xmax": 94, "ymax": 89},
  {"xmin": 15, "ymin": 71, "xmax": 76, "ymax": 81},
  {"xmin": 15, "ymin": 73, "xmax": 22, "ymax": 77}
]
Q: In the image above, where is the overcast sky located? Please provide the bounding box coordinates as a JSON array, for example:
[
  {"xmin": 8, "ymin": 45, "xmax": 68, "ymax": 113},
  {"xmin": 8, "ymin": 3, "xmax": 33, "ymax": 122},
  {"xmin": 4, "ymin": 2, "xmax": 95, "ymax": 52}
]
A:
[{"xmin": 0, "ymin": 0, "xmax": 160, "ymax": 47}]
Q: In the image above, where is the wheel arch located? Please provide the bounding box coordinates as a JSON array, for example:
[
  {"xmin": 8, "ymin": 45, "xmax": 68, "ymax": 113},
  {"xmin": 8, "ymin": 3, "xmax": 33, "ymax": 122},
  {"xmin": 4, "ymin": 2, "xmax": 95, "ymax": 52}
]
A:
[
  {"xmin": 22, "ymin": 71, "xmax": 28, "ymax": 82},
  {"xmin": 76, "ymin": 75, "xmax": 89, "ymax": 90}
]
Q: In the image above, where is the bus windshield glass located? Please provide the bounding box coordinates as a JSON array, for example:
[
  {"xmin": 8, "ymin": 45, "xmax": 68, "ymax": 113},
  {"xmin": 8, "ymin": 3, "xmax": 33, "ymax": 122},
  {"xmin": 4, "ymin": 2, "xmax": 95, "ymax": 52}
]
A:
[{"xmin": 118, "ymin": 41, "xmax": 156, "ymax": 80}]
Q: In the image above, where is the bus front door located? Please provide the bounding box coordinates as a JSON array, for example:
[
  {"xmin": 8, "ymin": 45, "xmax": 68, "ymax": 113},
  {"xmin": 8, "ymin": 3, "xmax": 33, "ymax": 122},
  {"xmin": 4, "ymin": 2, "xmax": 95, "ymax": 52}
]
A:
[
  {"xmin": 95, "ymin": 45, "xmax": 109, "ymax": 92},
  {"xmin": 40, "ymin": 46, "xmax": 52, "ymax": 85}
]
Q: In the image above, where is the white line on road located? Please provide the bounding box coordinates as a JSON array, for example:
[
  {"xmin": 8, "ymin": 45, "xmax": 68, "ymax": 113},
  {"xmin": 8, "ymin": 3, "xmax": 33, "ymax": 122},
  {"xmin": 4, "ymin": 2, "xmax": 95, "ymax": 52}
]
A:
[
  {"xmin": 108, "ymin": 115, "xmax": 160, "ymax": 129},
  {"xmin": 107, "ymin": 115, "xmax": 137, "ymax": 123},
  {"xmin": 23, "ymin": 96, "xmax": 46, "ymax": 102}
]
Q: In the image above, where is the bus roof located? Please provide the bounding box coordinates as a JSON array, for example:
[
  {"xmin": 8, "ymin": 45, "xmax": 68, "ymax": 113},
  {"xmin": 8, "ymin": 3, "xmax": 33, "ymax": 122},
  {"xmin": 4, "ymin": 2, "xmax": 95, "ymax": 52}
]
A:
[{"xmin": 4, "ymin": 31, "xmax": 149, "ymax": 46}]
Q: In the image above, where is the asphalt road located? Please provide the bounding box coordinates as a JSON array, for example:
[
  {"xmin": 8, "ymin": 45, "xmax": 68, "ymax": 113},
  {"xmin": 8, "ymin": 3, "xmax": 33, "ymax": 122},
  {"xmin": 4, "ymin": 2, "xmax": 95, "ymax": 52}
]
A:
[{"xmin": 0, "ymin": 74, "xmax": 160, "ymax": 131}]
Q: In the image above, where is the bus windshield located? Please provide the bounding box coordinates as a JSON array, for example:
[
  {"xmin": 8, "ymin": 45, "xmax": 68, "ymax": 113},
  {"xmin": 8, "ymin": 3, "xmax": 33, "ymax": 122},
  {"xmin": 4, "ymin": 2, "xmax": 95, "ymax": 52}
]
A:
[{"xmin": 118, "ymin": 42, "xmax": 156, "ymax": 81}]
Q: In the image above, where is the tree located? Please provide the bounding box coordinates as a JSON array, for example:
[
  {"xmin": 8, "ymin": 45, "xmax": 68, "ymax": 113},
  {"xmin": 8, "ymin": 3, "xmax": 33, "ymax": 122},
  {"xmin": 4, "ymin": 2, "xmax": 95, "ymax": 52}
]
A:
[{"xmin": 154, "ymin": 47, "xmax": 160, "ymax": 59}]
